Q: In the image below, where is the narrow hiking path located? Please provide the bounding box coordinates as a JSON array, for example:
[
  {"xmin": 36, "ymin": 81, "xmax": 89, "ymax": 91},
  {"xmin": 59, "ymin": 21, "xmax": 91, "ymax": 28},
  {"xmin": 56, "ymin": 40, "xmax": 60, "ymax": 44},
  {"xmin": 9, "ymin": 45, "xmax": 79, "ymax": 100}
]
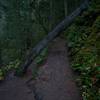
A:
[
  {"xmin": 0, "ymin": 37, "xmax": 81, "ymax": 100},
  {"xmin": 28, "ymin": 37, "xmax": 81, "ymax": 100}
]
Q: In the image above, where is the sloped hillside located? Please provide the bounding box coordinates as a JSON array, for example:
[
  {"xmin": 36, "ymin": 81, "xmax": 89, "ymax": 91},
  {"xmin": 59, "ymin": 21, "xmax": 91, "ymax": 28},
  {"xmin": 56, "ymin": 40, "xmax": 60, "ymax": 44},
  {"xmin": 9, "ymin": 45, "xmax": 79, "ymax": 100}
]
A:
[{"xmin": 64, "ymin": 0, "xmax": 100, "ymax": 99}]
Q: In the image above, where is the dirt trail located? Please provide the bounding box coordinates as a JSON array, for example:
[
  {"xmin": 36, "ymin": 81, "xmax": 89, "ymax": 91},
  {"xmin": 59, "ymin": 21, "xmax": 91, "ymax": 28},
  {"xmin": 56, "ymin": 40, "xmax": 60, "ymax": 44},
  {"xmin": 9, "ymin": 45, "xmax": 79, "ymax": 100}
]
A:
[
  {"xmin": 0, "ymin": 37, "xmax": 81, "ymax": 100},
  {"xmin": 0, "ymin": 72, "xmax": 35, "ymax": 100},
  {"xmin": 29, "ymin": 37, "xmax": 81, "ymax": 100}
]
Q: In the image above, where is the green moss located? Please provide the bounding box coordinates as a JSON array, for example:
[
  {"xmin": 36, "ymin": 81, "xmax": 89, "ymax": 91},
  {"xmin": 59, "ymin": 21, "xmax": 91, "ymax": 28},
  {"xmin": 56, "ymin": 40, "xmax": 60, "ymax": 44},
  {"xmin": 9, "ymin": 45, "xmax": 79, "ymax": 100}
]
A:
[{"xmin": 0, "ymin": 69, "xmax": 4, "ymax": 80}]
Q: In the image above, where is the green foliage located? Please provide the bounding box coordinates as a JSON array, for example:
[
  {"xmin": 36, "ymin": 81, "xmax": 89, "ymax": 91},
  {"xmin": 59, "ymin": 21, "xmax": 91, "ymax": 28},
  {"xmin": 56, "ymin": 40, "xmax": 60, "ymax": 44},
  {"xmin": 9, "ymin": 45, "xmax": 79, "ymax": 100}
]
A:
[
  {"xmin": 0, "ymin": 69, "xmax": 4, "ymax": 80},
  {"xmin": 0, "ymin": 0, "xmax": 49, "ymax": 76},
  {"xmin": 0, "ymin": 59, "xmax": 20, "ymax": 80},
  {"xmin": 64, "ymin": 0, "xmax": 100, "ymax": 99},
  {"xmin": 92, "ymin": 16, "xmax": 100, "ymax": 33},
  {"xmin": 30, "ymin": 48, "xmax": 48, "ymax": 79},
  {"xmin": 0, "ymin": 0, "xmax": 84, "ymax": 77},
  {"xmin": 15, "ymin": 47, "xmax": 48, "ymax": 77},
  {"xmin": 34, "ymin": 47, "xmax": 48, "ymax": 65},
  {"xmin": 0, "ymin": 0, "xmax": 67, "ymax": 79}
]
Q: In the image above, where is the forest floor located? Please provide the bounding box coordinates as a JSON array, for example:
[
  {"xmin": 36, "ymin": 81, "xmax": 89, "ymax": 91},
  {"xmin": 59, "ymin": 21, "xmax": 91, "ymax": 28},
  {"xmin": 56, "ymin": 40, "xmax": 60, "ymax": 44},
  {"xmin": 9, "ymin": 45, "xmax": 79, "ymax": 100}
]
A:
[{"xmin": 0, "ymin": 37, "xmax": 81, "ymax": 100}]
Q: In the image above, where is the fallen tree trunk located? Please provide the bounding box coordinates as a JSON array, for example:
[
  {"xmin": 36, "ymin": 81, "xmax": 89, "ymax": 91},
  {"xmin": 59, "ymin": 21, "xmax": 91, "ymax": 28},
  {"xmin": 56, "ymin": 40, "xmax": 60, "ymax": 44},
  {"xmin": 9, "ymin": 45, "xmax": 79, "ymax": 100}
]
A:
[{"xmin": 15, "ymin": 0, "xmax": 89, "ymax": 76}]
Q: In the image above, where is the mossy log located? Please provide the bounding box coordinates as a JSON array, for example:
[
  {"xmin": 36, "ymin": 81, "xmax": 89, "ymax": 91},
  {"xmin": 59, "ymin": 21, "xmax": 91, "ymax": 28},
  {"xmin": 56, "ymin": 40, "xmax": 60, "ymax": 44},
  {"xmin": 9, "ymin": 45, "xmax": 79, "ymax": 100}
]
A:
[{"xmin": 15, "ymin": 0, "xmax": 89, "ymax": 76}]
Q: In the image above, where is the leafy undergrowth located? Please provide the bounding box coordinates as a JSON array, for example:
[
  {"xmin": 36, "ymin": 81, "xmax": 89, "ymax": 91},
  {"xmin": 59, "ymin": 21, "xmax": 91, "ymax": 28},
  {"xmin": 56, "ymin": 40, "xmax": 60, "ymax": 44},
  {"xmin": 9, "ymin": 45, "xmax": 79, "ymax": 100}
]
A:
[
  {"xmin": 64, "ymin": 0, "xmax": 100, "ymax": 100},
  {"xmin": 0, "ymin": 47, "xmax": 48, "ymax": 80},
  {"xmin": 0, "ymin": 60, "xmax": 20, "ymax": 80},
  {"xmin": 14, "ymin": 47, "xmax": 48, "ymax": 77}
]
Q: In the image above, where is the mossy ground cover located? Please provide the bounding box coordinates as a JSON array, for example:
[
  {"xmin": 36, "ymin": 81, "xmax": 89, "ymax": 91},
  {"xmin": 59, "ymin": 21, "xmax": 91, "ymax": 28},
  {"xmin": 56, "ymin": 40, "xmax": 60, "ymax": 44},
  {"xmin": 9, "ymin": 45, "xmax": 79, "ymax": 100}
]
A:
[{"xmin": 64, "ymin": 0, "xmax": 100, "ymax": 99}]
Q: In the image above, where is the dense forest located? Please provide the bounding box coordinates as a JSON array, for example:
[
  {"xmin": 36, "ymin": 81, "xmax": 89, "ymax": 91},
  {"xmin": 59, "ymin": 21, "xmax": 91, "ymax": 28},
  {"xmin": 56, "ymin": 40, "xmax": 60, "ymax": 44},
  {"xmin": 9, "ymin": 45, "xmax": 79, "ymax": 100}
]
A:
[
  {"xmin": 0, "ymin": 0, "xmax": 100, "ymax": 100},
  {"xmin": 0, "ymin": 0, "xmax": 85, "ymax": 76}
]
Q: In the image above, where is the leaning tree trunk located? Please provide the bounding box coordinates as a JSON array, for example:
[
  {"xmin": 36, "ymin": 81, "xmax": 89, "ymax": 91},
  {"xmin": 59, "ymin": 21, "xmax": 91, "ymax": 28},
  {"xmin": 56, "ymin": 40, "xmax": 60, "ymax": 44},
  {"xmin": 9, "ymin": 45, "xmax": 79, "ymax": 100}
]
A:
[{"xmin": 15, "ymin": 0, "xmax": 89, "ymax": 76}]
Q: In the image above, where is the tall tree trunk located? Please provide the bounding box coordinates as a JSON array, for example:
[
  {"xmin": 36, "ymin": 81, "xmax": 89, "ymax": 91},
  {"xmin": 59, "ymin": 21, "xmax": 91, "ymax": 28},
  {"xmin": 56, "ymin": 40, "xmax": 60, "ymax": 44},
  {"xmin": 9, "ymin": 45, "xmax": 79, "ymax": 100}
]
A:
[
  {"xmin": 64, "ymin": 0, "xmax": 68, "ymax": 17},
  {"xmin": 49, "ymin": 0, "xmax": 54, "ymax": 31},
  {"xmin": 49, "ymin": 0, "xmax": 64, "ymax": 30},
  {"xmin": 0, "ymin": 47, "xmax": 2, "ymax": 68}
]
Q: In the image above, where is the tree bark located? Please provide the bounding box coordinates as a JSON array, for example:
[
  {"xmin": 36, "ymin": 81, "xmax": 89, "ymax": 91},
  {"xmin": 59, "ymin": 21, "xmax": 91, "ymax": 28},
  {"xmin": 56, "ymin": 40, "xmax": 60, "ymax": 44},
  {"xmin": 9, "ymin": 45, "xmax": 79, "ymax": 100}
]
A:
[
  {"xmin": 0, "ymin": 47, "xmax": 3, "ymax": 68},
  {"xmin": 49, "ymin": 0, "xmax": 55, "ymax": 30},
  {"xmin": 64, "ymin": 0, "xmax": 68, "ymax": 17}
]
